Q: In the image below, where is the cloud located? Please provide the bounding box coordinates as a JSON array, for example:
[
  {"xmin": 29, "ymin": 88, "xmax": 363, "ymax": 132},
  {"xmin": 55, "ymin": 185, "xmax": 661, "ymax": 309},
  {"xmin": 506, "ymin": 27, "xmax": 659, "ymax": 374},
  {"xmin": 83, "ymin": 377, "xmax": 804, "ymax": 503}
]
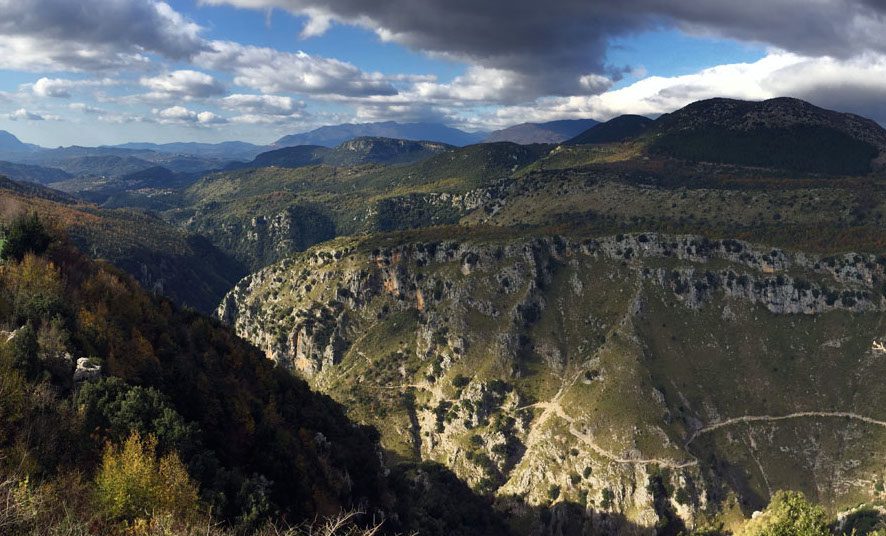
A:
[
  {"xmin": 196, "ymin": 40, "xmax": 398, "ymax": 96},
  {"xmin": 0, "ymin": 0, "xmax": 206, "ymax": 71},
  {"xmin": 69, "ymin": 102, "xmax": 104, "ymax": 114},
  {"xmin": 0, "ymin": 36, "xmax": 151, "ymax": 72},
  {"xmin": 229, "ymin": 112, "xmax": 308, "ymax": 125},
  {"xmin": 464, "ymin": 51, "xmax": 886, "ymax": 128},
  {"xmin": 7, "ymin": 108, "xmax": 61, "ymax": 121},
  {"xmin": 140, "ymin": 70, "xmax": 226, "ymax": 100},
  {"xmin": 154, "ymin": 105, "xmax": 228, "ymax": 125},
  {"xmin": 68, "ymin": 102, "xmax": 151, "ymax": 123},
  {"xmin": 220, "ymin": 94, "xmax": 311, "ymax": 125},
  {"xmin": 219, "ymin": 93, "xmax": 304, "ymax": 115},
  {"xmin": 202, "ymin": 0, "xmax": 886, "ymax": 101},
  {"xmin": 31, "ymin": 77, "xmax": 118, "ymax": 98}
]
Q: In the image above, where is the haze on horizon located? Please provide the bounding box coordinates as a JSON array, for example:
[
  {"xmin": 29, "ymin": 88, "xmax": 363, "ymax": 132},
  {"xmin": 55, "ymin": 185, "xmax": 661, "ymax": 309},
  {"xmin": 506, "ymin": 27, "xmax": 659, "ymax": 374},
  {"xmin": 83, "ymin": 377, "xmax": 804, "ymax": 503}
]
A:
[{"xmin": 1, "ymin": 0, "xmax": 886, "ymax": 147}]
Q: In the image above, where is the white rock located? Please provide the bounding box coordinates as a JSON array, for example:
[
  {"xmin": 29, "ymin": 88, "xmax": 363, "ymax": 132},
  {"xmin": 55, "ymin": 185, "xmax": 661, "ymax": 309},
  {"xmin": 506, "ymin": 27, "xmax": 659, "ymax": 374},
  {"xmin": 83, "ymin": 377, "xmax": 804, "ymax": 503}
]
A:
[{"xmin": 73, "ymin": 357, "xmax": 101, "ymax": 382}]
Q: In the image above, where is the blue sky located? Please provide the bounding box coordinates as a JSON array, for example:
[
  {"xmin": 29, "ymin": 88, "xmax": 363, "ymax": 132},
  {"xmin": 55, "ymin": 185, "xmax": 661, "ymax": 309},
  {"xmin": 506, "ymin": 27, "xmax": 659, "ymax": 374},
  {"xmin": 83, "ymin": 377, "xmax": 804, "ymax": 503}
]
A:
[{"xmin": 0, "ymin": 0, "xmax": 884, "ymax": 146}]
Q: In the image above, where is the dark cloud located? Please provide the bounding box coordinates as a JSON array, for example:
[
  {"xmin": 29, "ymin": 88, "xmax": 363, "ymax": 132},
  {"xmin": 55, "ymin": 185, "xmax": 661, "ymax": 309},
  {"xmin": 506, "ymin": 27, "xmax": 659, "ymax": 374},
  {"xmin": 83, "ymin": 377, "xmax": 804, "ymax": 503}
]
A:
[
  {"xmin": 649, "ymin": 0, "xmax": 886, "ymax": 58},
  {"xmin": 0, "ymin": 0, "xmax": 206, "ymax": 70},
  {"xmin": 206, "ymin": 0, "xmax": 886, "ymax": 100}
]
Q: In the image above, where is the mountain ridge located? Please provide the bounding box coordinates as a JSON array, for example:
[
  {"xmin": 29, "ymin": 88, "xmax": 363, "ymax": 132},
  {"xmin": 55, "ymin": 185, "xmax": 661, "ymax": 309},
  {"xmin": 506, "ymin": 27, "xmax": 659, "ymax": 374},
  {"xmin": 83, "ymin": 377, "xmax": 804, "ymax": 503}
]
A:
[
  {"xmin": 274, "ymin": 120, "xmax": 487, "ymax": 148},
  {"xmin": 485, "ymin": 118, "xmax": 599, "ymax": 144},
  {"xmin": 237, "ymin": 136, "xmax": 453, "ymax": 170},
  {"xmin": 566, "ymin": 114, "xmax": 653, "ymax": 145}
]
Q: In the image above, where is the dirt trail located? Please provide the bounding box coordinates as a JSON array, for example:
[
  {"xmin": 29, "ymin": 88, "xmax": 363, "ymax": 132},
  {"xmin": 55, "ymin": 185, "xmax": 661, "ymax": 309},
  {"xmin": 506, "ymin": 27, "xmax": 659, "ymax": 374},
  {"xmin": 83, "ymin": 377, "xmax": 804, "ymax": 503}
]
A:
[
  {"xmin": 685, "ymin": 411, "xmax": 886, "ymax": 447},
  {"xmin": 521, "ymin": 395, "xmax": 698, "ymax": 469}
]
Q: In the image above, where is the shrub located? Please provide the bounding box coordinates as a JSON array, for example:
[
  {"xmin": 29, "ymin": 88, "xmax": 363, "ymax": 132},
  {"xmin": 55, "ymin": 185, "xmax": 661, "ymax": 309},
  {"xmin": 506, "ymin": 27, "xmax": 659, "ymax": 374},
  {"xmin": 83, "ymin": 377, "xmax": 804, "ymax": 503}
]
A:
[
  {"xmin": 94, "ymin": 431, "xmax": 199, "ymax": 523},
  {"xmin": 2, "ymin": 253, "xmax": 66, "ymax": 326},
  {"xmin": 735, "ymin": 490, "xmax": 828, "ymax": 536},
  {"xmin": 1, "ymin": 213, "xmax": 52, "ymax": 262},
  {"xmin": 76, "ymin": 377, "xmax": 201, "ymax": 458}
]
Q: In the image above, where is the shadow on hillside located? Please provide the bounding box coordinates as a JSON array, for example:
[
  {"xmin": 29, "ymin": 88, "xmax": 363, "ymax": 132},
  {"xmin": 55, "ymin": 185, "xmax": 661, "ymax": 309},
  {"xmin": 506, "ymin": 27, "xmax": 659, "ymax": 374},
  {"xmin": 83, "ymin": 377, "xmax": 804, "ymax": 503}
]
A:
[{"xmin": 386, "ymin": 460, "xmax": 682, "ymax": 536}]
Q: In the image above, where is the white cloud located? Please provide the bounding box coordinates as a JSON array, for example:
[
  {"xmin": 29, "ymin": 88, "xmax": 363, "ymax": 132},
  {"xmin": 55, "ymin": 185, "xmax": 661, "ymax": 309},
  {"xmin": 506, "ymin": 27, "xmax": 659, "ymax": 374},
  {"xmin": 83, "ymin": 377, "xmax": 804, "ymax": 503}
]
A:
[
  {"xmin": 140, "ymin": 70, "xmax": 225, "ymax": 100},
  {"xmin": 69, "ymin": 102, "xmax": 104, "ymax": 114},
  {"xmin": 7, "ymin": 108, "xmax": 61, "ymax": 121},
  {"xmin": 31, "ymin": 77, "xmax": 118, "ymax": 98},
  {"xmin": 462, "ymin": 51, "xmax": 886, "ymax": 128},
  {"xmin": 0, "ymin": 35, "xmax": 152, "ymax": 72},
  {"xmin": 219, "ymin": 94, "xmax": 304, "ymax": 115},
  {"xmin": 299, "ymin": 8, "xmax": 334, "ymax": 38},
  {"xmin": 230, "ymin": 112, "xmax": 307, "ymax": 125},
  {"xmin": 154, "ymin": 105, "xmax": 228, "ymax": 125},
  {"xmin": 196, "ymin": 40, "xmax": 398, "ymax": 96}
]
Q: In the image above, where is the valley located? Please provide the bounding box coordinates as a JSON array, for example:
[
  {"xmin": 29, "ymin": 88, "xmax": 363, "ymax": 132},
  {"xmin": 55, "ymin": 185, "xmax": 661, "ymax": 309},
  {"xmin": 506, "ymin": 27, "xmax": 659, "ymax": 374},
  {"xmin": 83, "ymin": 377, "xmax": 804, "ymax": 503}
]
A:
[{"xmin": 0, "ymin": 96, "xmax": 885, "ymax": 535}]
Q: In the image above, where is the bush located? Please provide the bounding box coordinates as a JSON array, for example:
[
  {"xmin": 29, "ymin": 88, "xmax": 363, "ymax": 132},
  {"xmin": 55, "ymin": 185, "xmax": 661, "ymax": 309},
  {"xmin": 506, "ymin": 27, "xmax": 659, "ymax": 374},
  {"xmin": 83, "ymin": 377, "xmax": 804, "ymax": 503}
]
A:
[
  {"xmin": 1, "ymin": 213, "xmax": 52, "ymax": 262},
  {"xmin": 1, "ymin": 254, "xmax": 66, "ymax": 325},
  {"xmin": 735, "ymin": 490, "xmax": 829, "ymax": 536},
  {"xmin": 76, "ymin": 377, "xmax": 201, "ymax": 458},
  {"xmin": 94, "ymin": 431, "xmax": 199, "ymax": 523}
]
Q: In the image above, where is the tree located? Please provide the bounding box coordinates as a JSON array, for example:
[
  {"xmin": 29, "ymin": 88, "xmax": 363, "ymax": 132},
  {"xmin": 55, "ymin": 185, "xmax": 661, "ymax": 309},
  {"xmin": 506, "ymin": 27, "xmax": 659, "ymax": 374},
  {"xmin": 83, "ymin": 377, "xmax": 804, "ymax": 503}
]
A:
[
  {"xmin": 94, "ymin": 431, "xmax": 199, "ymax": 523},
  {"xmin": 736, "ymin": 490, "xmax": 829, "ymax": 536},
  {"xmin": 76, "ymin": 377, "xmax": 201, "ymax": 457},
  {"xmin": 1, "ymin": 213, "xmax": 51, "ymax": 262}
]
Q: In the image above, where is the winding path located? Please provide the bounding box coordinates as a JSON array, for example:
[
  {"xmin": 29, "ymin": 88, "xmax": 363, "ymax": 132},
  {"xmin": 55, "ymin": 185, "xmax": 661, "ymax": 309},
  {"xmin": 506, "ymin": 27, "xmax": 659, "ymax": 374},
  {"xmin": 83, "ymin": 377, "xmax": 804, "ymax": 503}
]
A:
[
  {"xmin": 684, "ymin": 411, "xmax": 886, "ymax": 447},
  {"xmin": 531, "ymin": 403, "xmax": 886, "ymax": 470},
  {"xmin": 525, "ymin": 398, "xmax": 698, "ymax": 469}
]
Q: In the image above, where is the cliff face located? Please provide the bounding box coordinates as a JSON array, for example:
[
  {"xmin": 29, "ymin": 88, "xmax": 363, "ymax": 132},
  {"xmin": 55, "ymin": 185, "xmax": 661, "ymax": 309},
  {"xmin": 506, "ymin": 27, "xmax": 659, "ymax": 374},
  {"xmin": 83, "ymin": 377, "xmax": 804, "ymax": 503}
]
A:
[{"xmin": 219, "ymin": 232, "xmax": 886, "ymax": 532}]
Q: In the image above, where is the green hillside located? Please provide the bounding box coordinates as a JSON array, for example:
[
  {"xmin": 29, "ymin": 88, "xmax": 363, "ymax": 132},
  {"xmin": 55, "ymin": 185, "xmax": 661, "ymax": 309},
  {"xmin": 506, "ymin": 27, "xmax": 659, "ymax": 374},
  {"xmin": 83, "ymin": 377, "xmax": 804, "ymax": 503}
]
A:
[
  {"xmin": 165, "ymin": 142, "xmax": 552, "ymax": 271},
  {"xmin": 567, "ymin": 114, "xmax": 653, "ymax": 145},
  {"xmin": 646, "ymin": 98, "xmax": 886, "ymax": 175}
]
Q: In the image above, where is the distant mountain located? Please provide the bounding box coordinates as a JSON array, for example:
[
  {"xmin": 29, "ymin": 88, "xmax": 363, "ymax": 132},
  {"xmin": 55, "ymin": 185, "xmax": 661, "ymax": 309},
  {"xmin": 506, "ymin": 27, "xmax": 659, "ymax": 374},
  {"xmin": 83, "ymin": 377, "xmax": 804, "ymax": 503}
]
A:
[
  {"xmin": 567, "ymin": 115, "xmax": 653, "ymax": 145},
  {"xmin": 6, "ymin": 144, "xmax": 227, "ymax": 176},
  {"xmin": 238, "ymin": 137, "xmax": 452, "ymax": 170},
  {"xmin": 0, "ymin": 130, "xmax": 41, "ymax": 161},
  {"xmin": 274, "ymin": 121, "xmax": 486, "ymax": 148},
  {"xmin": 239, "ymin": 145, "xmax": 327, "ymax": 169},
  {"xmin": 326, "ymin": 137, "xmax": 452, "ymax": 166},
  {"xmin": 113, "ymin": 141, "xmax": 265, "ymax": 160},
  {"xmin": 0, "ymin": 161, "xmax": 72, "ymax": 184},
  {"xmin": 0, "ymin": 174, "xmax": 75, "ymax": 203},
  {"xmin": 484, "ymin": 118, "xmax": 599, "ymax": 144},
  {"xmin": 51, "ymin": 155, "xmax": 156, "ymax": 178},
  {"xmin": 119, "ymin": 165, "xmax": 194, "ymax": 188},
  {"xmin": 647, "ymin": 97, "xmax": 886, "ymax": 175}
]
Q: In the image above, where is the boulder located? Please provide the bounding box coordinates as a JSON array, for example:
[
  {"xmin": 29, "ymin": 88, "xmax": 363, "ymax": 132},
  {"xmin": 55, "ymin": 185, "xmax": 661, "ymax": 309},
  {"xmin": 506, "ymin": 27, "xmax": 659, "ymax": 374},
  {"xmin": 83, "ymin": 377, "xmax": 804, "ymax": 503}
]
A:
[{"xmin": 73, "ymin": 357, "xmax": 101, "ymax": 382}]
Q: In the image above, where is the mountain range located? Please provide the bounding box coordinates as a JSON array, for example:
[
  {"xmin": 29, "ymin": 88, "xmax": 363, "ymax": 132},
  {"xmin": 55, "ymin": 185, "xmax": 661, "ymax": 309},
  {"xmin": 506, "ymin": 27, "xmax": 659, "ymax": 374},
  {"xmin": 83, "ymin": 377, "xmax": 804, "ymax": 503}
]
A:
[
  {"xmin": 235, "ymin": 137, "xmax": 453, "ymax": 170},
  {"xmin": 484, "ymin": 118, "xmax": 599, "ymax": 144},
  {"xmin": 273, "ymin": 120, "xmax": 488, "ymax": 147}
]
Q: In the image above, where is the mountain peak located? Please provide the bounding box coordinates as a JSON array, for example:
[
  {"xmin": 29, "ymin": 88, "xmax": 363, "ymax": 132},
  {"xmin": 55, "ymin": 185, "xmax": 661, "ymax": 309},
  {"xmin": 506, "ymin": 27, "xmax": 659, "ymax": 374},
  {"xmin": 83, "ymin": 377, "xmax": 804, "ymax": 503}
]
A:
[
  {"xmin": 649, "ymin": 97, "xmax": 886, "ymax": 174},
  {"xmin": 0, "ymin": 130, "xmax": 38, "ymax": 153}
]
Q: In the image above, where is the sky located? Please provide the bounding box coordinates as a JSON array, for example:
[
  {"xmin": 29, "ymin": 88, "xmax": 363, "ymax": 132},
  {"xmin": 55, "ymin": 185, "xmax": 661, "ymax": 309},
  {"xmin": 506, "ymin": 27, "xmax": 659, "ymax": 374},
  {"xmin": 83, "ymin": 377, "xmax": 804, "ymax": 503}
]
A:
[{"xmin": 1, "ymin": 0, "xmax": 886, "ymax": 146}]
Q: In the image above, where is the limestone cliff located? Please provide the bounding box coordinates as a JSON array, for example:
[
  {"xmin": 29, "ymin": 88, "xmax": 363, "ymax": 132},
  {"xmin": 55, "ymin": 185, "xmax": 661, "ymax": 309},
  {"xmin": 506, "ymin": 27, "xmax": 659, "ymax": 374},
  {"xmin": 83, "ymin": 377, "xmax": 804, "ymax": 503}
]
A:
[{"xmin": 219, "ymin": 232, "xmax": 886, "ymax": 533}]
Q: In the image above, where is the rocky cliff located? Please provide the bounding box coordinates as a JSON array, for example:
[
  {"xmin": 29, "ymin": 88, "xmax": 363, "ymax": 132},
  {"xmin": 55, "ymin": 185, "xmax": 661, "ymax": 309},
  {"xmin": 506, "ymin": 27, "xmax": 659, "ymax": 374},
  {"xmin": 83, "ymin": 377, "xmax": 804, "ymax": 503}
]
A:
[{"xmin": 219, "ymin": 232, "xmax": 886, "ymax": 533}]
